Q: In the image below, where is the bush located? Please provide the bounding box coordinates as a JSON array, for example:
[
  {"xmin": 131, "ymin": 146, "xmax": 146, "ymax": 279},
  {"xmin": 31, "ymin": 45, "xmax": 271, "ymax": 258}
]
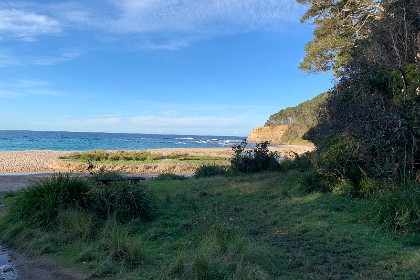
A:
[
  {"xmin": 280, "ymin": 152, "xmax": 313, "ymax": 172},
  {"xmin": 88, "ymin": 181, "xmax": 153, "ymax": 223},
  {"xmin": 373, "ymin": 181, "xmax": 420, "ymax": 234},
  {"xmin": 194, "ymin": 165, "xmax": 227, "ymax": 178},
  {"xmin": 298, "ymin": 171, "xmax": 330, "ymax": 193},
  {"xmin": 8, "ymin": 174, "xmax": 91, "ymax": 228},
  {"xmin": 6, "ymin": 174, "xmax": 154, "ymax": 229},
  {"xmin": 230, "ymin": 140, "xmax": 280, "ymax": 173}
]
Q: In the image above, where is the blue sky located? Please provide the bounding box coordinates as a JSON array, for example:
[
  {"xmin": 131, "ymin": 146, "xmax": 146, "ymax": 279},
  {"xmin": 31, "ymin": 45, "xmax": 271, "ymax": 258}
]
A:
[{"xmin": 0, "ymin": 0, "xmax": 332, "ymax": 136}]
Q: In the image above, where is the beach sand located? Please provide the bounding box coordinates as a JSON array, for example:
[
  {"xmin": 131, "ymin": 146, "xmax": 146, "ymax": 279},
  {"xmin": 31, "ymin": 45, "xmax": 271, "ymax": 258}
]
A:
[{"xmin": 0, "ymin": 145, "xmax": 313, "ymax": 193}]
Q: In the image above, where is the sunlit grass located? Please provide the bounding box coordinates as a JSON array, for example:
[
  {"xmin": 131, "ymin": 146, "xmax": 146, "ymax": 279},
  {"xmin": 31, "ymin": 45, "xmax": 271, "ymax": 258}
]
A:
[
  {"xmin": 1, "ymin": 172, "xmax": 420, "ymax": 278},
  {"xmin": 60, "ymin": 150, "xmax": 229, "ymax": 166}
]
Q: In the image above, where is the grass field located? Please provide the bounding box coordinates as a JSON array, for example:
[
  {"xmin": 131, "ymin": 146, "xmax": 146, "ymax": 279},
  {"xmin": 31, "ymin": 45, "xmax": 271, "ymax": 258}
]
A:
[{"xmin": 1, "ymin": 171, "xmax": 420, "ymax": 279}]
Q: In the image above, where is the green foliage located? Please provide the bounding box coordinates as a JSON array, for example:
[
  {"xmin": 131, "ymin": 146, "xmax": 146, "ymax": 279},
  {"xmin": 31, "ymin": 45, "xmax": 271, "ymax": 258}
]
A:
[
  {"xmin": 194, "ymin": 165, "xmax": 227, "ymax": 178},
  {"xmin": 279, "ymin": 152, "xmax": 313, "ymax": 172},
  {"xmin": 373, "ymin": 181, "xmax": 420, "ymax": 234},
  {"xmin": 87, "ymin": 181, "xmax": 153, "ymax": 223},
  {"xmin": 297, "ymin": 0, "xmax": 381, "ymax": 75},
  {"xmin": 2, "ymin": 173, "xmax": 420, "ymax": 278},
  {"xmin": 167, "ymin": 153, "xmax": 225, "ymax": 161},
  {"xmin": 297, "ymin": 170, "xmax": 330, "ymax": 193},
  {"xmin": 7, "ymin": 174, "xmax": 91, "ymax": 228},
  {"xmin": 170, "ymin": 220, "xmax": 269, "ymax": 280},
  {"xmin": 4, "ymin": 174, "xmax": 153, "ymax": 229},
  {"xmin": 318, "ymin": 135, "xmax": 363, "ymax": 184},
  {"xmin": 62, "ymin": 151, "xmax": 227, "ymax": 167},
  {"xmin": 92, "ymin": 171, "xmax": 124, "ymax": 181},
  {"xmin": 56, "ymin": 209, "xmax": 95, "ymax": 241},
  {"xmin": 309, "ymin": 135, "xmax": 385, "ymax": 197},
  {"xmin": 99, "ymin": 218, "xmax": 148, "ymax": 268},
  {"xmin": 64, "ymin": 150, "xmax": 164, "ymax": 162},
  {"xmin": 302, "ymin": 0, "xmax": 419, "ymax": 185},
  {"xmin": 155, "ymin": 173, "xmax": 187, "ymax": 180},
  {"xmin": 230, "ymin": 140, "xmax": 280, "ymax": 174}
]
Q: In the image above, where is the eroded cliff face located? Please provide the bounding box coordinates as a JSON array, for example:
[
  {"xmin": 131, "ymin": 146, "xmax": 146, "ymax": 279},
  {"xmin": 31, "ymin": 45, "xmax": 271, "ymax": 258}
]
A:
[{"xmin": 247, "ymin": 125, "xmax": 288, "ymax": 144}]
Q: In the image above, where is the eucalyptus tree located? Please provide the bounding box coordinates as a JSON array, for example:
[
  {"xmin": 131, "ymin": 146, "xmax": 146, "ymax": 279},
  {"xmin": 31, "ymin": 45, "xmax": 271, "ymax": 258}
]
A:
[
  {"xmin": 297, "ymin": 0, "xmax": 384, "ymax": 75},
  {"xmin": 298, "ymin": 0, "xmax": 420, "ymax": 186}
]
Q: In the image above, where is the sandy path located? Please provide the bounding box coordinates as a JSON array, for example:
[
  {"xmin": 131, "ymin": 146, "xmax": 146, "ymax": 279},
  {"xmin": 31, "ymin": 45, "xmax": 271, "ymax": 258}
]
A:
[{"xmin": 0, "ymin": 174, "xmax": 53, "ymax": 194}]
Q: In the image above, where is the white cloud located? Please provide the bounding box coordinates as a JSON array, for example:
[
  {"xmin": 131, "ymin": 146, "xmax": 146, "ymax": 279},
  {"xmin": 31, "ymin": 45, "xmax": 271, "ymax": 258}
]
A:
[
  {"xmin": 33, "ymin": 49, "xmax": 82, "ymax": 65},
  {"xmin": 108, "ymin": 0, "xmax": 302, "ymax": 34},
  {"xmin": 140, "ymin": 37, "xmax": 192, "ymax": 50},
  {"xmin": 0, "ymin": 51, "xmax": 21, "ymax": 67},
  {"xmin": 96, "ymin": 0, "xmax": 304, "ymax": 49},
  {"xmin": 0, "ymin": 90, "xmax": 23, "ymax": 98},
  {"xmin": 0, "ymin": 3, "xmax": 62, "ymax": 41},
  {"xmin": 0, "ymin": 78, "xmax": 67, "ymax": 98},
  {"xmin": 0, "ymin": 0, "xmax": 304, "ymax": 51}
]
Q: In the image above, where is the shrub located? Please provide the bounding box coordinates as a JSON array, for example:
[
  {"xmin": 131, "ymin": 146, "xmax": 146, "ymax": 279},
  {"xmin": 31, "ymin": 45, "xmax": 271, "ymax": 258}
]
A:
[
  {"xmin": 6, "ymin": 174, "xmax": 154, "ymax": 229},
  {"xmin": 230, "ymin": 140, "xmax": 280, "ymax": 173},
  {"xmin": 194, "ymin": 165, "xmax": 227, "ymax": 178},
  {"xmin": 298, "ymin": 171, "xmax": 330, "ymax": 193},
  {"xmin": 8, "ymin": 174, "xmax": 91, "ymax": 228},
  {"xmin": 88, "ymin": 181, "xmax": 153, "ymax": 223},
  {"xmin": 373, "ymin": 181, "xmax": 420, "ymax": 234},
  {"xmin": 279, "ymin": 152, "xmax": 313, "ymax": 172}
]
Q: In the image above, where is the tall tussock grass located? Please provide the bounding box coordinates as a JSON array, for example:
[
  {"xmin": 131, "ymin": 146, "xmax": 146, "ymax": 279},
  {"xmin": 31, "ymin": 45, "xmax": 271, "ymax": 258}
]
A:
[
  {"xmin": 2, "ymin": 174, "xmax": 153, "ymax": 231},
  {"xmin": 373, "ymin": 181, "xmax": 420, "ymax": 234},
  {"xmin": 89, "ymin": 180, "xmax": 153, "ymax": 223},
  {"xmin": 7, "ymin": 174, "xmax": 91, "ymax": 228}
]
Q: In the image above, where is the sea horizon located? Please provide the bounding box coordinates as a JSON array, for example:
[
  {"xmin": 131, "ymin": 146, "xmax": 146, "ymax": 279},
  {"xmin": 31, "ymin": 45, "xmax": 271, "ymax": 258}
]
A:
[{"xmin": 0, "ymin": 130, "xmax": 246, "ymax": 152}]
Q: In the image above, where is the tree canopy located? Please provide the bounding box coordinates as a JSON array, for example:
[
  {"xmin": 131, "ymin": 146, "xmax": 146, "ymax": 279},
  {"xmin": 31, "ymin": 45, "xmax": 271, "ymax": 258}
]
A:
[
  {"xmin": 298, "ymin": 0, "xmax": 384, "ymax": 75},
  {"xmin": 299, "ymin": 0, "xmax": 420, "ymax": 188}
]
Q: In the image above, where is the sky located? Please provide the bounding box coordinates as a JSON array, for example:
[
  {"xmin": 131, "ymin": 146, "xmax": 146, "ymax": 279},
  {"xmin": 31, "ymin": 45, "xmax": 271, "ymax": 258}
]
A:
[{"xmin": 0, "ymin": 0, "xmax": 333, "ymax": 136}]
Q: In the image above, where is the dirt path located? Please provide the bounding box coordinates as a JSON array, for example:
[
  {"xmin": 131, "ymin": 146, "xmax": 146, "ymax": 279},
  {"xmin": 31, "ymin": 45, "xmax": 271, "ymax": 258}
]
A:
[
  {"xmin": 0, "ymin": 174, "xmax": 90, "ymax": 280},
  {"xmin": 10, "ymin": 250, "xmax": 88, "ymax": 280}
]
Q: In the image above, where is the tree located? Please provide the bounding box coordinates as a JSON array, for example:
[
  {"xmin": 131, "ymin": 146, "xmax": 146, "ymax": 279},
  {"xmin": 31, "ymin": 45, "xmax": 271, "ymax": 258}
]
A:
[
  {"xmin": 297, "ymin": 0, "xmax": 383, "ymax": 75},
  {"xmin": 300, "ymin": 0, "xmax": 420, "ymax": 185}
]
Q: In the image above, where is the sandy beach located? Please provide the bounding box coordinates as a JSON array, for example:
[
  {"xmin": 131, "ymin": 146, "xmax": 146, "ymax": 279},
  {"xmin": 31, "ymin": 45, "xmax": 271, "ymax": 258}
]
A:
[{"xmin": 0, "ymin": 145, "xmax": 313, "ymax": 193}]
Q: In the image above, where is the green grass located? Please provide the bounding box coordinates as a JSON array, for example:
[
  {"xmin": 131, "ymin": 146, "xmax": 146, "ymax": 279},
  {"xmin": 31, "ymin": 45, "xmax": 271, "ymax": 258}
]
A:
[
  {"xmin": 1, "ymin": 172, "xmax": 420, "ymax": 279},
  {"xmin": 60, "ymin": 150, "xmax": 228, "ymax": 166}
]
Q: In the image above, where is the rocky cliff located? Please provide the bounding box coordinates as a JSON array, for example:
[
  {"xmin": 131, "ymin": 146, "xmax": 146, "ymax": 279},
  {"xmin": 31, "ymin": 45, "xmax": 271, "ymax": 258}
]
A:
[
  {"xmin": 247, "ymin": 93, "xmax": 327, "ymax": 145},
  {"xmin": 247, "ymin": 125, "xmax": 288, "ymax": 144}
]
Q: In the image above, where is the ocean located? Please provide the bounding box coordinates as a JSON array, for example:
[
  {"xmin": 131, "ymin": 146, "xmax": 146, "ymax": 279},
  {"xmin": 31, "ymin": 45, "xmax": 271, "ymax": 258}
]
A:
[{"xmin": 0, "ymin": 130, "xmax": 245, "ymax": 152}]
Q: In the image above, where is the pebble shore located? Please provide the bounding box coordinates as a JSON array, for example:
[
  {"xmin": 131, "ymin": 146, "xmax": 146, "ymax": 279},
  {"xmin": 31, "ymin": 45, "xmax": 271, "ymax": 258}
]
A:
[{"xmin": 0, "ymin": 150, "xmax": 70, "ymax": 174}]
